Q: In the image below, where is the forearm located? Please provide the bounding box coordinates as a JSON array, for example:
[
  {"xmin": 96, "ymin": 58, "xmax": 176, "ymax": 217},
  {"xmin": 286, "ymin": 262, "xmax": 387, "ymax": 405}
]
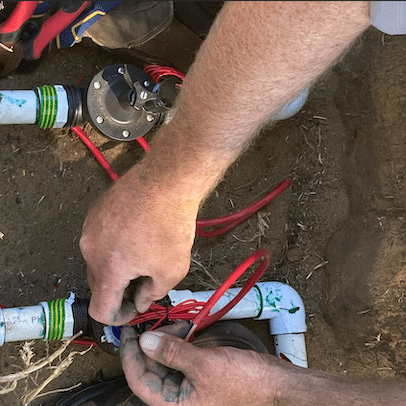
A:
[
  {"xmin": 279, "ymin": 365, "xmax": 405, "ymax": 405},
  {"xmin": 132, "ymin": 1, "xmax": 370, "ymax": 202}
]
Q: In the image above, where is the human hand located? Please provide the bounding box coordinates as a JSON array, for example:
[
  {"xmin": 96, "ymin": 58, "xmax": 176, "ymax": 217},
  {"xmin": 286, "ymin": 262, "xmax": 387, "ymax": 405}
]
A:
[
  {"xmin": 79, "ymin": 164, "xmax": 200, "ymax": 325},
  {"xmin": 120, "ymin": 322, "xmax": 287, "ymax": 406}
]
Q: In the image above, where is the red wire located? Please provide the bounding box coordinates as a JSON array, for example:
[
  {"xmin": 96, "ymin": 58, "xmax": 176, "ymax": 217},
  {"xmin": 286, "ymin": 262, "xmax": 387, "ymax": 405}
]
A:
[
  {"xmin": 196, "ymin": 180, "xmax": 291, "ymax": 238},
  {"xmin": 127, "ymin": 249, "xmax": 270, "ymax": 337},
  {"xmin": 143, "ymin": 65, "xmax": 185, "ymax": 83},
  {"xmin": 71, "ymin": 126, "xmax": 119, "ymax": 182},
  {"xmin": 192, "ymin": 249, "xmax": 270, "ymax": 333},
  {"xmin": 136, "ymin": 136, "xmax": 150, "ymax": 153},
  {"xmin": 73, "ymin": 339, "xmax": 98, "ymax": 347},
  {"xmin": 70, "ymin": 127, "xmax": 150, "ymax": 181}
]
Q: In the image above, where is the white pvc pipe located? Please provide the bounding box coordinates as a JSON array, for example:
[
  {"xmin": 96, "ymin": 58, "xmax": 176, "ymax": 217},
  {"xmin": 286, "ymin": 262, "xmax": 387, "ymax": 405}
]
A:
[
  {"xmin": 169, "ymin": 282, "xmax": 306, "ymax": 329},
  {"xmin": 274, "ymin": 333, "xmax": 308, "ymax": 368},
  {"xmin": 0, "ymin": 286, "xmax": 308, "ymax": 368},
  {"xmin": 0, "ymin": 90, "xmax": 37, "ymax": 124},
  {"xmin": 0, "ymin": 293, "xmax": 75, "ymax": 345},
  {"xmin": 0, "ymin": 85, "xmax": 69, "ymax": 128},
  {"xmin": 0, "ymin": 305, "xmax": 45, "ymax": 343}
]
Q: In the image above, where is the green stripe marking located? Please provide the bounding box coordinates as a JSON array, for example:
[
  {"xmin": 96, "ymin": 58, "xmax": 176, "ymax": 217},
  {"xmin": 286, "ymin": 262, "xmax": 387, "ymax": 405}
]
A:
[
  {"xmin": 38, "ymin": 85, "xmax": 58, "ymax": 129},
  {"xmin": 47, "ymin": 298, "xmax": 66, "ymax": 340},
  {"xmin": 38, "ymin": 87, "xmax": 44, "ymax": 129},
  {"xmin": 44, "ymin": 85, "xmax": 51, "ymax": 129},
  {"xmin": 51, "ymin": 86, "xmax": 58, "ymax": 128}
]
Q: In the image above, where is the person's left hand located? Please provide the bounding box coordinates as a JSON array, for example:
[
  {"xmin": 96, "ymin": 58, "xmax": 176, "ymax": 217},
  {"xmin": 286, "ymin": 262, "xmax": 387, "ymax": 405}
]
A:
[{"xmin": 120, "ymin": 322, "xmax": 289, "ymax": 406}]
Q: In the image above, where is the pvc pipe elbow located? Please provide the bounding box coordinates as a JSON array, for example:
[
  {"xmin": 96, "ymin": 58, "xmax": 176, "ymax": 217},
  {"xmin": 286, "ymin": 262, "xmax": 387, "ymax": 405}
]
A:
[{"xmin": 255, "ymin": 282, "xmax": 306, "ymax": 335}]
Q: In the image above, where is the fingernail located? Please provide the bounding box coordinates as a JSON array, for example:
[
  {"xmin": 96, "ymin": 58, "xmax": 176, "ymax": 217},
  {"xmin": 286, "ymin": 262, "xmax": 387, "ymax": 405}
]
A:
[{"xmin": 140, "ymin": 331, "xmax": 164, "ymax": 353}]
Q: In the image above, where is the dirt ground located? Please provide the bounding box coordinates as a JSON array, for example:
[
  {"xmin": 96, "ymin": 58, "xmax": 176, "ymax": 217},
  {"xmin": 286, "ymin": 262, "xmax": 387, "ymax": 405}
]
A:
[{"xmin": 1, "ymin": 24, "xmax": 406, "ymax": 405}]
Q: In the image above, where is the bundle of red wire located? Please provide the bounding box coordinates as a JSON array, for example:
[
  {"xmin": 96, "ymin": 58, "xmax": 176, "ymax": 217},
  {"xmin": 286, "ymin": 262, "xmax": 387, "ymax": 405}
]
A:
[
  {"xmin": 129, "ymin": 248, "xmax": 271, "ymax": 341},
  {"xmin": 143, "ymin": 64, "xmax": 186, "ymax": 83}
]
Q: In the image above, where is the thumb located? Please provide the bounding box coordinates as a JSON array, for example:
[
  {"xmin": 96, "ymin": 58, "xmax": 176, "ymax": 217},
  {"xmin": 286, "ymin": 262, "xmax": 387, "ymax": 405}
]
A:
[{"xmin": 139, "ymin": 331, "xmax": 203, "ymax": 375}]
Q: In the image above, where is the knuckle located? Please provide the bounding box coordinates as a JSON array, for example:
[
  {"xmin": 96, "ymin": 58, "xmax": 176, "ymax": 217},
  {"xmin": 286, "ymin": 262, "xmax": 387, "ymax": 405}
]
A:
[
  {"xmin": 79, "ymin": 235, "xmax": 93, "ymax": 259},
  {"xmin": 162, "ymin": 337, "xmax": 182, "ymax": 366}
]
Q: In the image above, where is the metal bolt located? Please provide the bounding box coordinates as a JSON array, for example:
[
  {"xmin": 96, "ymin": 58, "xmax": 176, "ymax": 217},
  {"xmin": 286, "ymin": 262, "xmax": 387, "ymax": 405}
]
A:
[
  {"xmin": 140, "ymin": 91, "xmax": 148, "ymax": 100},
  {"xmin": 118, "ymin": 67, "xmax": 125, "ymax": 74},
  {"xmin": 144, "ymin": 80, "xmax": 150, "ymax": 87},
  {"xmin": 146, "ymin": 114, "xmax": 154, "ymax": 122},
  {"xmin": 122, "ymin": 130, "xmax": 130, "ymax": 138},
  {"xmin": 93, "ymin": 81, "xmax": 101, "ymax": 89},
  {"xmin": 96, "ymin": 116, "xmax": 104, "ymax": 124}
]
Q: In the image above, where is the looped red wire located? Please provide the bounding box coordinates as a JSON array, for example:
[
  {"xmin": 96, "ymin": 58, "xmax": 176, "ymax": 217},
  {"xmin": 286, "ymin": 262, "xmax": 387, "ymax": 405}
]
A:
[
  {"xmin": 196, "ymin": 180, "xmax": 291, "ymax": 238},
  {"xmin": 143, "ymin": 65, "xmax": 185, "ymax": 83}
]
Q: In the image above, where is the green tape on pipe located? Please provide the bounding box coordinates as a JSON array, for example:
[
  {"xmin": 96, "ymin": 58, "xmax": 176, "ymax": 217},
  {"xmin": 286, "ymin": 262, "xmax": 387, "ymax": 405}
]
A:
[
  {"xmin": 47, "ymin": 298, "xmax": 66, "ymax": 340},
  {"xmin": 37, "ymin": 85, "xmax": 58, "ymax": 129}
]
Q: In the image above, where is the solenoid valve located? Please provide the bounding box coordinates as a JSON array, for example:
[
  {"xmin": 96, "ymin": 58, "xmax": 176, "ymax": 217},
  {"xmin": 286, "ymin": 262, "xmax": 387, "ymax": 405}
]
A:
[{"xmin": 0, "ymin": 64, "xmax": 181, "ymax": 141}]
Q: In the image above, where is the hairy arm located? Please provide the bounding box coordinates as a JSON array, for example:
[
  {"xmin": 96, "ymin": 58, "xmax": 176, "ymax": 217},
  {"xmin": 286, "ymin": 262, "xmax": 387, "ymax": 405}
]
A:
[
  {"xmin": 140, "ymin": 1, "xmax": 370, "ymax": 200},
  {"xmin": 282, "ymin": 365, "xmax": 405, "ymax": 405},
  {"xmin": 80, "ymin": 1, "xmax": 370, "ymax": 324}
]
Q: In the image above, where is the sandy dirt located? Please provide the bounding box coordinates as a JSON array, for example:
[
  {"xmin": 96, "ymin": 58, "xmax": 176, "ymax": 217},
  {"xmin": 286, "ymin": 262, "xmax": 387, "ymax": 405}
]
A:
[{"xmin": 1, "ymin": 25, "xmax": 406, "ymax": 405}]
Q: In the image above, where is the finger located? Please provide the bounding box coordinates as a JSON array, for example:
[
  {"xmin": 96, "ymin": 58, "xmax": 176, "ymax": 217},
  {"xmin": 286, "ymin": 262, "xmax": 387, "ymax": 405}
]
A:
[
  {"xmin": 156, "ymin": 321, "xmax": 191, "ymax": 339},
  {"xmin": 120, "ymin": 326, "xmax": 165, "ymax": 404},
  {"xmin": 120, "ymin": 325, "xmax": 147, "ymax": 376},
  {"xmin": 145, "ymin": 322, "xmax": 191, "ymax": 380},
  {"xmin": 89, "ymin": 282, "xmax": 137, "ymax": 326},
  {"xmin": 162, "ymin": 371, "xmax": 184, "ymax": 403},
  {"xmin": 139, "ymin": 330, "xmax": 202, "ymax": 377},
  {"xmin": 134, "ymin": 276, "xmax": 179, "ymax": 313},
  {"xmin": 133, "ymin": 277, "xmax": 155, "ymax": 313}
]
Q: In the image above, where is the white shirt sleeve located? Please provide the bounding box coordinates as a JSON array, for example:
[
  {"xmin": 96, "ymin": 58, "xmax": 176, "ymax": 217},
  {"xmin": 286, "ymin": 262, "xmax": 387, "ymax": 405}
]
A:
[{"xmin": 370, "ymin": 1, "xmax": 406, "ymax": 35}]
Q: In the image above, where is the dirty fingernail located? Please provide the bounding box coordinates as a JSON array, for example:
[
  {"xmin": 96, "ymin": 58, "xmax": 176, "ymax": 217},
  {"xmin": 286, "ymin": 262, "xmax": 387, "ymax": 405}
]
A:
[{"xmin": 140, "ymin": 331, "xmax": 164, "ymax": 352}]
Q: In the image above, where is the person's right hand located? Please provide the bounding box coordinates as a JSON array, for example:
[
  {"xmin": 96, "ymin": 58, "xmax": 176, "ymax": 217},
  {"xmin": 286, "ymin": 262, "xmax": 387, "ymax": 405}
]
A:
[{"xmin": 79, "ymin": 163, "xmax": 200, "ymax": 326}]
